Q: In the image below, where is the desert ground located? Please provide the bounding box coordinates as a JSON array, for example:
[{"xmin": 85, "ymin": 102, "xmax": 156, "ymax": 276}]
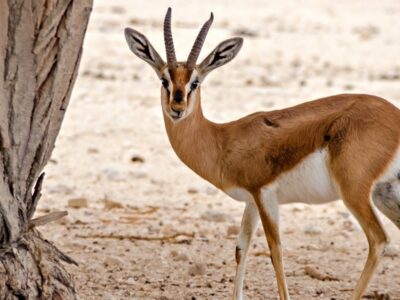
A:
[{"xmin": 37, "ymin": 0, "xmax": 400, "ymax": 299}]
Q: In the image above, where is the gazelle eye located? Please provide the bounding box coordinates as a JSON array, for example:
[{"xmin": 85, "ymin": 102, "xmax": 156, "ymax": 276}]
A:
[
  {"xmin": 161, "ymin": 78, "xmax": 169, "ymax": 89},
  {"xmin": 190, "ymin": 80, "xmax": 200, "ymax": 91}
]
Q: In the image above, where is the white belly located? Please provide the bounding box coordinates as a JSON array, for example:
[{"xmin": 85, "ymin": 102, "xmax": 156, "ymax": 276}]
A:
[
  {"xmin": 273, "ymin": 149, "xmax": 340, "ymax": 204},
  {"xmin": 224, "ymin": 149, "xmax": 340, "ymax": 204}
]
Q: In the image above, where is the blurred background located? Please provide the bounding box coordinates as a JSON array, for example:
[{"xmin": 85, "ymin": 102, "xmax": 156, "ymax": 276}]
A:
[{"xmin": 39, "ymin": 1, "xmax": 400, "ymax": 299}]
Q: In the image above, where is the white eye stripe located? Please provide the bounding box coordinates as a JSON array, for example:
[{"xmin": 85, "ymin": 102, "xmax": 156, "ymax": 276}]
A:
[
  {"xmin": 163, "ymin": 70, "xmax": 172, "ymax": 81},
  {"xmin": 161, "ymin": 70, "xmax": 172, "ymax": 92},
  {"xmin": 185, "ymin": 70, "xmax": 199, "ymax": 92}
]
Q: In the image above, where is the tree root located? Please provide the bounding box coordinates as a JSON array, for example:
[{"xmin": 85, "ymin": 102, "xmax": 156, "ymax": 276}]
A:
[{"xmin": 0, "ymin": 229, "xmax": 77, "ymax": 299}]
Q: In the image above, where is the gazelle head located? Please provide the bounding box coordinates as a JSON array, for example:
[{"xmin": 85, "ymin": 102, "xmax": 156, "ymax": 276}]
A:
[{"xmin": 124, "ymin": 8, "xmax": 243, "ymax": 121}]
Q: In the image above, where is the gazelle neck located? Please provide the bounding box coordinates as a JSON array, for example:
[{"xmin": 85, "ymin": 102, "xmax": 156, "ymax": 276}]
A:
[{"xmin": 163, "ymin": 93, "xmax": 223, "ymax": 188}]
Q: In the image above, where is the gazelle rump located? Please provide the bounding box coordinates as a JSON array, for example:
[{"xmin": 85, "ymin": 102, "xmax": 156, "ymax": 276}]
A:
[{"xmin": 124, "ymin": 8, "xmax": 400, "ymax": 300}]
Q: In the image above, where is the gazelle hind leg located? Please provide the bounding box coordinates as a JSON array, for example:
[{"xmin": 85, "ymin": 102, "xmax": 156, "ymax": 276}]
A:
[
  {"xmin": 253, "ymin": 189, "xmax": 290, "ymax": 300},
  {"xmin": 233, "ymin": 202, "xmax": 260, "ymax": 300},
  {"xmin": 342, "ymin": 190, "xmax": 388, "ymax": 300},
  {"xmin": 372, "ymin": 177, "xmax": 400, "ymax": 229}
]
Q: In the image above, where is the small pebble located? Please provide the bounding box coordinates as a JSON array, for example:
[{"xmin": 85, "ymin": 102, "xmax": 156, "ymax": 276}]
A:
[
  {"xmin": 103, "ymin": 198, "xmax": 124, "ymax": 210},
  {"xmin": 175, "ymin": 253, "xmax": 189, "ymax": 262},
  {"xmin": 188, "ymin": 263, "xmax": 206, "ymax": 276},
  {"xmin": 303, "ymin": 224, "xmax": 322, "ymax": 235},
  {"xmin": 201, "ymin": 211, "xmax": 228, "ymax": 223},
  {"xmin": 104, "ymin": 256, "xmax": 124, "ymax": 268},
  {"xmin": 130, "ymin": 155, "xmax": 145, "ymax": 163},
  {"xmin": 101, "ymin": 167, "xmax": 126, "ymax": 181},
  {"xmin": 67, "ymin": 197, "xmax": 88, "ymax": 209},
  {"xmin": 384, "ymin": 244, "xmax": 399, "ymax": 258},
  {"xmin": 227, "ymin": 225, "xmax": 240, "ymax": 236},
  {"xmin": 170, "ymin": 250, "xmax": 189, "ymax": 261},
  {"xmin": 187, "ymin": 187, "xmax": 199, "ymax": 194},
  {"xmin": 126, "ymin": 277, "xmax": 135, "ymax": 284},
  {"xmin": 87, "ymin": 147, "xmax": 99, "ymax": 154}
]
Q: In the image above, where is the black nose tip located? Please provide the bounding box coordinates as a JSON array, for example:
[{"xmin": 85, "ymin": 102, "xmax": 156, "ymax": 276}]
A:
[
  {"xmin": 174, "ymin": 90, "xmax": 183, "ymax": 103},
  {"xmin": 172, "ymin": 107, "xmax": 182, "ymax": 113}
]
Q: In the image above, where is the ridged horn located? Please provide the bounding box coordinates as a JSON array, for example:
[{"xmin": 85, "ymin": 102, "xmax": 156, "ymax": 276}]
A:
[
  {"xmin": 164, "ymin": 7, "xmax": 177, "ymax": 69},
  {"xmin": 187, "ymin": 13, "xmax": 214, "ymax": 70}
]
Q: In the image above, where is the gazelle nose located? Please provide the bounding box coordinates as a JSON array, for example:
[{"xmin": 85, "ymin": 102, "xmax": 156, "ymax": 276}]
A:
[
  {"xmin": 171, "ymin": 106, "xmax": 183, "ymax": 114},
  {"xmin": 173, "ymin": 90, "xmax": 183, "ymax": 103}
]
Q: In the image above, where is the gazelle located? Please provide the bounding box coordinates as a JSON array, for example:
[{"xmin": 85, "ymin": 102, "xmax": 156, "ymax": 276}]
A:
[{"xmin": 124, "ymin": 8, "xmax": 400, "ymax": 300}]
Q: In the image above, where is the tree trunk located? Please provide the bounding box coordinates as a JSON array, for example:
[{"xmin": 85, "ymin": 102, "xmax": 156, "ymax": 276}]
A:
[{"xmin": 0, "ymin": 0, "xmax": 92, "ymax": 298}]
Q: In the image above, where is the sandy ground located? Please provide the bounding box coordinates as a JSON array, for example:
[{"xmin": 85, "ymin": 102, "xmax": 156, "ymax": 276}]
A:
[{"xmin": 36, "ymin": 1, "xmax": 400, "ymax": 299}]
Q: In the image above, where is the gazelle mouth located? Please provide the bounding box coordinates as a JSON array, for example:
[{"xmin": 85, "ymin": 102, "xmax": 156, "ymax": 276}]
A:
[{"xmin": 170, "ymin": 109, "xmax": 184, "ymax": 120}]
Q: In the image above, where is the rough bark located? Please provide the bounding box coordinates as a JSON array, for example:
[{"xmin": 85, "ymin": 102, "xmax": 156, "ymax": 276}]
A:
[{"xmin": 0, "ymin": 0, "xmax": 92, "ymax": 298}]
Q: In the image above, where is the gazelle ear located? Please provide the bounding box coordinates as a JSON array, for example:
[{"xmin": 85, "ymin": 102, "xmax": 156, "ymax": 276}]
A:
[
  {"xmin": 197, "ymin": 37, "xmax": 243, "ymax": 80},
  {"xmin": 124, "ymin": 28, "xmax": 165, "ymax": 78}
]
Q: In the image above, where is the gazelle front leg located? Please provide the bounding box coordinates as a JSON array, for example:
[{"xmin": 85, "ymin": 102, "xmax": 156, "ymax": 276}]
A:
[
  {"xmin": 233, "ymin": 202, "xmax": 260, "ymax": 300},
  {"xmin": 253, "ymin": 189, "xmax": 290, "ymax": 300}
]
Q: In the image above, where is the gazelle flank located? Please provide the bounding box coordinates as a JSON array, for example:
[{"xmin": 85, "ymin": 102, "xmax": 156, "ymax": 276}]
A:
[{"xmin": 124, "ymin": 8, "xmax": 400, "ymax": 300}]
